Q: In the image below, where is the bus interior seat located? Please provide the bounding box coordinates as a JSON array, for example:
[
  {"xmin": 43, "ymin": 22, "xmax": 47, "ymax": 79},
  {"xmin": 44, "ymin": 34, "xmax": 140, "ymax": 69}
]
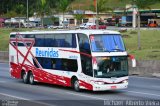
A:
[
  {"xmin": 43, "ymin": 58, "xmax": 52, "ymax": 69},
  {"xmin": 55, "ymin": 59, "xmax": 62, "ymax": 70}
]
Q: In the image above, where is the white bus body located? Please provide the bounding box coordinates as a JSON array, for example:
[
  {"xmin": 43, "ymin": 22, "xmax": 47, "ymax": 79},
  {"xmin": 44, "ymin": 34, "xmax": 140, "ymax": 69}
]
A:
[{"xmin": 9, "ymin": 30, "xmax": 134, "ymax": 91}]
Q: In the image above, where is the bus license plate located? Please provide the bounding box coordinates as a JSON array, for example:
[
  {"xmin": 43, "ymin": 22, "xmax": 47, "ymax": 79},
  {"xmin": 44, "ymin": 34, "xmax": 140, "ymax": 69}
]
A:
[{"xmin": 111, "ymin": 86, "xmax": 117, "ymax": 89}]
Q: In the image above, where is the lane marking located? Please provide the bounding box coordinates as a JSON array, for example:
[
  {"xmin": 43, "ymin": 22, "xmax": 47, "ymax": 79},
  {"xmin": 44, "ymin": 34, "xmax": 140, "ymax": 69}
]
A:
[
  {"xmin": 152, "ymin": 85, "xmax": 160, "ymax": 89},
  {"xmin": 0, "ymin": 81, "xmax": 6, "ymax": 83},
  {"xmin": 130, "ymin": 76, "xmax": 160, "ymax": 80},
  {"xmin": 0, "ymin": 92, "xmax": 54, "ymax": 106},
  {"xmin": 66, "ymin": 92, "xmax": 106, "ymax": 100},
  {"xmin": 0, "ymin": 92, "xmax": 29, "ymax": 100},
  {"xmin": 123, "ymin": 90, "xmax": 160, "ymax": 97}
]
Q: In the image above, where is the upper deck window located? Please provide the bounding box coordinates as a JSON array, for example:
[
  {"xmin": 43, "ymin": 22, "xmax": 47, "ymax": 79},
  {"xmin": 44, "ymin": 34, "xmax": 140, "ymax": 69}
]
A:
[
  {"xmin": 90, "ymin": 34, "xmax": 125, "ymax": 52},
  {"xmin": 34, "ymin": 33, "xmax": 77, "ymax": 48}
]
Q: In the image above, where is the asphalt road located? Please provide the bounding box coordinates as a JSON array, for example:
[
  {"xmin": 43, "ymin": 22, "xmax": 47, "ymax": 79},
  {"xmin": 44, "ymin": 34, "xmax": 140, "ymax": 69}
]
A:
[{"xmin": 0, "ymin": 63, "xmax": 160, "ymax": 106}]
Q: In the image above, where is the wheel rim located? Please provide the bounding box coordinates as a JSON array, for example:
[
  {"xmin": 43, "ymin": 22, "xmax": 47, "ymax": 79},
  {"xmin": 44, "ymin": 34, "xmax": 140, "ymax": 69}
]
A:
[
  {"xmin": 29, "ymin": 74, "xmax": 34, "ymax": 84},
  {"xmin": 23, "ymin": 73, "xmax": 27, "ymax": 82},
  {"xmin": 74, "ymin": 80, "xmax": 79, "ymax": 91}
]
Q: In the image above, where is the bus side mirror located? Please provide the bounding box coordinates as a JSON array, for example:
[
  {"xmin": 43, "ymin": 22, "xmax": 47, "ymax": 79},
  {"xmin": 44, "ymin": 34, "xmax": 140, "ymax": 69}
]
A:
[{"xmin": 128, "ymin": 54, "xmax": 136, "ymax": 67}]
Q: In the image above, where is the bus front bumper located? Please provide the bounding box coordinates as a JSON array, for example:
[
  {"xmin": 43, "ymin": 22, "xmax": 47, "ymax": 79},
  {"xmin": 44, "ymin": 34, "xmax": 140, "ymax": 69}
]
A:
[{"xmin": 92, "ymin": 82, "xmax": 128, "ymax": 91}]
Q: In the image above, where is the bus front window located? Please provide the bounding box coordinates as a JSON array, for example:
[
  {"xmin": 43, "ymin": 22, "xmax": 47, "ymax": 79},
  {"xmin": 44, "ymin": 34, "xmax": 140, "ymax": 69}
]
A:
[
  {"xmin": 94, "ymin": 56, "xmax": 128, "ymax": 78},
  {"xmin": 90, "ymin": 34, "xmax": 125, "ymax": 52}
]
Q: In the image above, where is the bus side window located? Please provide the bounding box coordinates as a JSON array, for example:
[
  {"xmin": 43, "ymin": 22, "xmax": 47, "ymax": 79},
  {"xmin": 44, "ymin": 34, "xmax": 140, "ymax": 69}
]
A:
[
  {"xmin": 71, "ymin": 34, "xmax": 77, "ymax": 48},
  {"xmin": 55, "ymin": 59, "xmax": 62, "ymax": 70},
  {"xmin": 10, "ymin": 34, "xmax": 16, "ymax": 38},
  {"xmin": 78, "ymin": 33, "xmax": 91, "ymax": 54},
  {"xmin": 43, "ymin": 58, "xmax": 52, "ymax": 69},
  {"xmin": 35, "ymin": 35, "xmax": 45, "ymax": 47},
  {"xmin": 34, "ymin": 57, "xmax": 78, "ymax": 72}
]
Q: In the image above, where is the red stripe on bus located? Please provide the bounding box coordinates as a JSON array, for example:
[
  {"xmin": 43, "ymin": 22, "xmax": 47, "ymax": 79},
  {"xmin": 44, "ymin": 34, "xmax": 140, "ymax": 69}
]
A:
[
  {"xmin": 10, "ymin": 62, "xmax": 93, "ymax": 90},
  {"xmin": 10, "ymin": 42, "xmax": 34, "ymax": 66},
  {"xmin": 59, "ymin": 49, "xmax": 92, "ymax": 58}
]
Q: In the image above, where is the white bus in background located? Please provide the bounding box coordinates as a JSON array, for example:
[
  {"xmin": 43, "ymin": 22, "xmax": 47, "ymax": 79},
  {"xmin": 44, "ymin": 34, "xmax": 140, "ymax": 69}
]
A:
[{"xmin": 9, "ymin": 30, "xmax": 136, "ymax": 91}]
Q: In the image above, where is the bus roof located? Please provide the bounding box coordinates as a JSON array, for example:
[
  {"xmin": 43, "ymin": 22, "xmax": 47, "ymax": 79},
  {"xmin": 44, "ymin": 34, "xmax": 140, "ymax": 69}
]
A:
[{"xmin": 10, "ymin": 29, "xmax": 120, "ymax": 36}]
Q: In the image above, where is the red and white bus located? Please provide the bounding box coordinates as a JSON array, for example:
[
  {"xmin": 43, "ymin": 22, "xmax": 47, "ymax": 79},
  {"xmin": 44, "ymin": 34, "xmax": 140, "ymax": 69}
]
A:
[{"xmin": 9, "ymin": 30, "xmax": 136, "ymax": 91}]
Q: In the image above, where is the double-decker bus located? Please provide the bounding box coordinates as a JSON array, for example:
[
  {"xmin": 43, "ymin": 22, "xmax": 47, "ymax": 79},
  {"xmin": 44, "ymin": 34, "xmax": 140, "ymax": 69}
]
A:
[{"xmin": 9, "ymin": 30, "xmax": 136, "ymax": 91}]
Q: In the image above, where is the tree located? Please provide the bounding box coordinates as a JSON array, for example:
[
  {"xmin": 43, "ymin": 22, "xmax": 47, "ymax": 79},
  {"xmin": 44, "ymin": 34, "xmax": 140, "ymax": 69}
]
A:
[
  {"xmin": 121, "ymin": 0, "xmax": 160, "ymax": 50},
  {"xmin": 15, "ymin": 3, "xmax": 25, "ymax": 28},
  {"xmin": 73, "ymin": 14, "xmax": 84, "ymax": 26},
  {"xmin": 131, "ymin": 0, "xmax": 160, "ymax": 50},
  {"xmin": 35, "ymin": 0, "xmax": 49, "ymax": 27},
  {"xmin": 58, "ymin": 0, "xmax": 70, "ymax": 28},
  {"xmin": 90, "ymin": 0, "xmax": 112, "ymax": 29},
  {"xmin": 50, "ymin": 16, "xmax": 59, "ymax": 25}
]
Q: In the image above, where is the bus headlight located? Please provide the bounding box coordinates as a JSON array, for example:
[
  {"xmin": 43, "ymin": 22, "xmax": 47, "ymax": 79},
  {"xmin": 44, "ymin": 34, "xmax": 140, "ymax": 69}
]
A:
[
  {"xmin": 94, "ymin": 81, "xmax": 105, "ymax": 85},
  {"xmin": 122, "ymin": 80, "xmax": 128, "ymax": 83}
]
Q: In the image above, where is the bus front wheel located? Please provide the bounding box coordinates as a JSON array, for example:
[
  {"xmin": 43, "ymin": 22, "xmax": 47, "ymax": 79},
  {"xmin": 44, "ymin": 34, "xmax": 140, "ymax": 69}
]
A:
[
  {"xmin": 73, "ymin": 79, "xmax": 80, "ymax": 92},
  {"xmin": 29, "ymin": 72, "xmax": 35, "ymax": 85}
]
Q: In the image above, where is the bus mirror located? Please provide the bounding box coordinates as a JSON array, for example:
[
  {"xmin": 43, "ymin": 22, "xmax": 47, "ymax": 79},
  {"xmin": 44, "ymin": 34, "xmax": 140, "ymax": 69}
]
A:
[{"xmin": 128, "ymin": 54, "xmax": 136, "ymax": 67}]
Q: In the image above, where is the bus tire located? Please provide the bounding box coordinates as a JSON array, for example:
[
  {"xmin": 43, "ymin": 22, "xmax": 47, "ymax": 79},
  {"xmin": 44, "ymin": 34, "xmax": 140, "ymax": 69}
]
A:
[
  {"xmin": 73, "ymin": 79, "xmax": 80, "ymax": 92},
  {"xmin": 22, "ymin": 71, "xmax": 29, "ymax": 84},
  {"xmin": 29, "ymin": 72, "xmax": 35, "ymax": 85}
]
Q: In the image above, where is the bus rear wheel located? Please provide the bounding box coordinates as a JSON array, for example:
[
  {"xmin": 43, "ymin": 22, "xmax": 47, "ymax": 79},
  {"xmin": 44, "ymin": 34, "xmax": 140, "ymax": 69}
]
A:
[
  {"xmin": 73, "ymin": 79, "xmax": 80, "ymax": 92},
  {"xmin": 29, "ymin": 72, "xmax": 35, "ymax": 85},
  {"xmin": 22, "ymin": 71, "xmax": 28, "ymax": 84}
]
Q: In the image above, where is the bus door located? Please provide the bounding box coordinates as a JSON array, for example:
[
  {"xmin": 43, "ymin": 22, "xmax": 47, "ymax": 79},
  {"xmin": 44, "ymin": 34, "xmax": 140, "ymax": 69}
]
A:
[{"xmin": 77, "ymin": 33, "xmax": 93, "ymax": 82}]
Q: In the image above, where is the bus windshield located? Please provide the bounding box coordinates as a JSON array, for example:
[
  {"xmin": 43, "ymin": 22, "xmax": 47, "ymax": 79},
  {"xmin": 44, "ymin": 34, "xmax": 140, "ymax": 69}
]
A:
[
  {"xmin": 94, "ymin": 56, "xmax": 128, "ymax": 78},
  {"xmin": 90, "ymin": 34, "xmax": 125, "ymax": 52}
]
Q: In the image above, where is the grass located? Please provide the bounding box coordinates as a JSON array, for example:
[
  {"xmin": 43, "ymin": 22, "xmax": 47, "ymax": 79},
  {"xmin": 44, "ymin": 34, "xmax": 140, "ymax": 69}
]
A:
[
  {"xmin": 0, "ymin": 28, "xmax": 160, "ymax": 60},
  {"xmin": 71, "ymin": 0, "xmax": 160, "ymax": 10},
  {"xmin": 122, "ymin": 29, "xmax": 160, "ymax": 60}
]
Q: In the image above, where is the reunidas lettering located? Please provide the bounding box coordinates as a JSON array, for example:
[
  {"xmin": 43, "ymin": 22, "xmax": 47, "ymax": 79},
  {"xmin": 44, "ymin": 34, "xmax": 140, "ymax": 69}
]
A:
[{"xmin": 36, "ymin": 48, "xmax": 59, "ymax": 58}]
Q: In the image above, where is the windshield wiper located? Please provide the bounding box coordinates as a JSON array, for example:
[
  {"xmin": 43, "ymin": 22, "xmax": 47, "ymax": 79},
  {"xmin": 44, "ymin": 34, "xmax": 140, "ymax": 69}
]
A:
[
  {"xmin": 96, "ymin": 48, "xmax": 109, "ymax": 52},
  {"xmin": 111, "ymin": 48, "xmax": 124, "ymax": 52}
]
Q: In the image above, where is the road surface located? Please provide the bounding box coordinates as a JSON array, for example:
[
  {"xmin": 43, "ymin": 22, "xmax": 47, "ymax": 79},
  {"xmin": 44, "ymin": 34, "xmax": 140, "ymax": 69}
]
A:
[{"xmin": 0, "ymin": 63, "xmax": 160, "ymax": 106}]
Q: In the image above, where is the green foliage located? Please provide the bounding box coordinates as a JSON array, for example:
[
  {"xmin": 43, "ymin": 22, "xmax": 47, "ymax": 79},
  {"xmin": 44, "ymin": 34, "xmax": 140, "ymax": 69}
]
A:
[
  {"xmin": 3, "ymin": 11, "xmax": 18, "ymax": 18},
  {"xmin": 89, "ymin": 0, "xmax": 112, "ymax": 13},
  {"xmin": 58, "ymin": 0, "xmax": 70, "ymax": 13},
  {"xmin": 123, "ymin": 30, "xmax": 160, "ymax": 60},
  {"xmin": 15, "ymin": 4, "xmax": 25, "ymax": 16},
  {"xmin": 41, "ymin": 0, "xmax": 47, "ymax": 8},
  {"xmin": 73, "ymin": 14, "xmax": 85, "ymax": 25},
  {"xmin": 0, "ymin": 0, "xmax": 74, "ymax": 17},
  {"xmin": 97, "ymin": 0, "xmax": 111, "ymax": 13},
  {"xmin": 132, "ymin": 0, "xmax": 160, "ymax": 8}
]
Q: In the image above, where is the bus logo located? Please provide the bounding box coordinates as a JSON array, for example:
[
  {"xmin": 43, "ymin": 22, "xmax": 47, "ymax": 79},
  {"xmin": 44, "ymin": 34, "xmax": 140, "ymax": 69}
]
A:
[{"xmin": 36, "ymin": 48, "xmax": 59, "ymax": 58}]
